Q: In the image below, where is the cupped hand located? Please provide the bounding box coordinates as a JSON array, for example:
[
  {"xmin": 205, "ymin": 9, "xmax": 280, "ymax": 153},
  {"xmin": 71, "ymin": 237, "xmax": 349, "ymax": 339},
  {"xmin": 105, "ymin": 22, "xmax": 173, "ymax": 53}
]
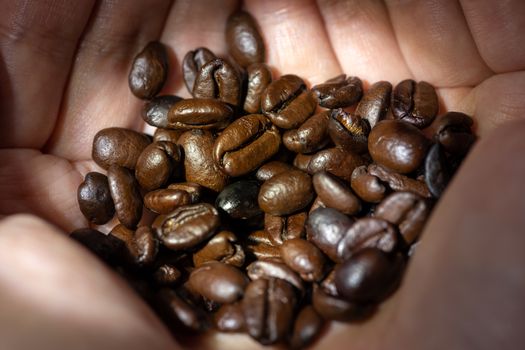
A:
[{"xmin": 1, "ymin": 0, "xmax": 525, "ymax": 349}]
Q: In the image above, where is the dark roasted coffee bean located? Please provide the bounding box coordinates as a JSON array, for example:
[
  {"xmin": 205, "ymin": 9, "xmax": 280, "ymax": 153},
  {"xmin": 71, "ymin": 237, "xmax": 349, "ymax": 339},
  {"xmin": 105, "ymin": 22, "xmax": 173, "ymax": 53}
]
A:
[
  {"xmin": 280, "ymin": 238, "xmax": 326, "ymax": 282},
  {"xmin": 265, "ymin": 212, "xmax": 307, "ymax": 245},
  {"xmin": 226, "ymin": 11, "xmax": 265, "ymax": 68},
  {"xmin": 290, "ymin": 305, "xmax": 324, "ymax": 350},
  {"xmin": 167, "ymin": 182, "xmax": 204, "ymax": 203},
  {"xmin": 193, "ymin": 231, "xmax": 245, "ymax": 267},
  {"xmin": 128, "ymin": 41, "xmax": 168, "ymax": 99},
  {"xmin": 246, "ymin": 231, "xmax": 282, "ymax": 260},
  {"xmin": 350, "ymin": 165, "xmax": 387, "ymax": 203},
  {"xmin": 335, "ymin": 248, "xmax": 404, "ymax": 303},
  {"xmin": 109, "ymin": 223, "xmax": 134, "ymax": 243},
  {"xmin": 307, "ymin": 147, "xmax": 366, "ymax": 182},
  {"xmin": 283, "ymin": 110, "xmax": 331, "ymax": 154},
  {"xmin": 144, "ymin": 189, "xmax": 192, "ymax": 214},
  {"xmin": 77, "ymin": 172, "xmax": 115, "ymax": 224},
  {"xmin": 375, "ymin": 191, "xmax": 430, "ymax": 245},
  {"xmin": 243, "ymin": 278, "xmax": 296, "ymax": 345},
  {"xmin": 167, "ymin": 98, "xmax": 233, "ymax": 130},
  {"xmin": 309, "ymin": 196, "xmax": 326, "ymax": 214},
  {"xmin": 306, "ymin": 207, "xmax": 354, "ymax": 262},
  {"xmin": 216, "ymin": 180, "xmax": 262, "ymax": 219},
  {"xmin": 434, "ymin": 112, "xmax": 475, "ymax": 155},
  {"xmin": 312, "ymin": 284, "xmax": 371, "ymax": 322},
  {"xmin": 71, "ymin": 228, "xmax": 125, "ymax": 264},
  {"xmin": 337, "ymin": 218, "xmax": 398, "ymax": 260},
  {"xmin": 193, "ymin": 58, "xmax": 241, "ymax": 106},
  {"xmin": 293, "ymin": 153, "xmax": 314, "ymax": 172},
  {"xmin": 244, "ymin": 63, "xmax": 272, "ymax": 113},
  {"xmin": 355, "ymin": 81, "xmax": 392, "ymax": 128},
  {"xmin": 154, "ymin": 264, "xmax": 182, "ymax": 286},
  {"xmin": 108, "ymin": 165, "xmax": 143, "ymax": 229},
  {"xmin": 214, "ymin": 114, "xmax": 280, "ymax": 177},
  {"xmin": 320, "ymin": 268, "xmax": 339, "ymax": 297},
  {"xmin": 153, "ymin": 128, "xmax": 184, "ymax": 144},
  {"xmin": 312, "ymin": 75, "xmax": 363, "ymax": 109},
  {"xmin": 328, "ymin": 109, "xmax": 370, "ymax": 154},
  {"xmin": 92, "ymin": 128, "xmax": 151, "ymax": 170},
  {"xmin": 392, "ymin": 79, "xmax": 438, "ymax": 129},
  {"xmin": 313, "ymin": 171, "xmax": 361, "ymax": 215},
  {"xmin": 182, "ymin": 47, "xmax": 216, "ymax": 94},
  {"xmin": 142, "ymin": 95, "xmax": 183, "ymax": 128},
  {"xmin": 368, "ymin": 120, "xmax": 430, "ymax": 174},
  {"xmin": 261, "ymin": 74, "xmax": 317, "ymax": 129},
  {"xmin": 214, "ymin": 302, "xmax": 246, "ymax": 333},
  {"xmin": 179, "ymin": 129, "xmax": 229, "ymax": 192},
  {"xmin": 425, "ymin": 143, "xmax": 452, "ymax": 198},
  {"xmin": 156, "ymin": 288, "xmax": 208, "ymax": 331},
  {"xmin": 135, "ymin": 141, "xmax": 181, "ymax": 191},
  {"xmin": 255, "ymin": 161, "xmax": 295, "ymax": 182},
  {"xmin": 247, "ymin": 260, "xmax": 304, "ymax": 292},
  {"xmin": 155, "ymin": 203, "xmax": 220, "ymax": 250},
  {"xmin": 368, "ymin": 163, "xmax": 431, "ymax": 198},
  {"xmin": 130, "ymin": 226, "xmax": 158, "ymax": 267},
  {"xmin": 258, "ymin": 169, "xmax": 314, "ymax": 215},
  {"xmin": 189, "ymin": 261, "xmax": 248, "ymax": 304}
]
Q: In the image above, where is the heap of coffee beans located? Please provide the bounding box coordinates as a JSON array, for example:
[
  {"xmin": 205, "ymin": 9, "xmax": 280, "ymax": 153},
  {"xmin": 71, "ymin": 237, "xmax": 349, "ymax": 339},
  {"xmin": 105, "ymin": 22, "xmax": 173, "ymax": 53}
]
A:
[{"xmin": 72, "ymin": 10, "xmax": 476, "ymax": 349}]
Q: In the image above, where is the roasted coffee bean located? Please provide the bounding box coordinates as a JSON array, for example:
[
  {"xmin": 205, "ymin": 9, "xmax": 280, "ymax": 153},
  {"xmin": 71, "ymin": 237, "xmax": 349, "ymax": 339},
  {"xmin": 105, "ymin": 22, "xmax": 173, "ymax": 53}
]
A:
[
  {"xmin": 320, "ymin": 268, "xmax": 339, "ymax": 297},
  {"xmin": 375, "ymin": 191, "xmax": 430, "ymax": 245},
  {"xmin": 109, "ymin": 223, "xmax": 134, "ymax": 242},
  {"xmin": 335, "ymin": 248, "xmax": 404, "ymax": 304},
  {"xmin": 155, "ymin": 203, "xmax": 220, "ymax": 250},
  {"xmin": 144, "ymin": 189, "xmax": 192, "ymax": 214},
  {"xmin": 167, "ymin": 98, "xmax": 233, "ymax": 130},
  {"xmin": 307, "ymin": 147, "xmax": 366, "ymax": 182},
  {"xmin": 108, "ymin": 165, "xmax": 143, "ymax": 229},
  {"xmin": 214, "ymin": 302, "xmax": 246, "ymax": 333},
  {"xmin": 350, "ymin": 166, "xmax": 387, "ymax": 203},
  {"xmin": 130, "ymin": 226, "xmax": 158, "ymax": 267},
  {"xmin": 246, "ymin": 231, "xmax": 282, "ymax": 260},
  {"xmin": 167, "ymin": 182, "xmax": 204, "ymax": 203},
  {"xmin": 255, "ymin": 161, "xmax": 295, "ymax": 182},
  {"xmin": 368, "ymin": 163, "xmax": 431, "ymax": 198},
  {"xmin": 247, "ymin": 260, "xmax": 304, "ymax": 292},
  {"xmin": 336, "ymin": 218, "xmax": 398, "ymax": 260},
  {"xmin": 306, "ymin": 207, "xmax": 354, "ymax": 262},
  {"xmin": 77, "ymin": 172, "xmax": 115, "ymax": 225},
  {"xmin": 290, "ymin": 305, "xmax": 324, "ymax": 349},
  {"xmin": 182, "ymin": 47, "xmax": 216, "ymax": 93},
  {"xmin": 258, "ymin": 169, "xmax": 314, "ymax": 216},
  {"xmin": 312, "ymin": 284, "xmax": 370, "ymax": 322},
  {"xmin": 392, "ymin": 79, "xmax": 438, "ymax": 129},
  {"xmin": 153, "ymin": 128, "xmax": 184, "ymax": 144},
  {"xmin": 425, "ymin": 143, "xmax": 452, "ymax": 198},
  {"xmin": 261, "ymin": 74, "xmax": 317, "ymax": 129},
  {"xmin": 283, "ymin": 111, "xmax": 331, "ymax": 154},
  {"xmin": 193, "ymin": 231, "xmax": 245, "ymax": 267},
  {"xmin": 142, "ymin": 95, "xmax": 183, "ymax": 128},
  {"xmin": 355, "ymin": 81, "xmax": 392, "ymax": 128},
  {"xmin": 128, "ymin": 41, "xmax": 168, "ymax": 99},
  {"xmin": 189, "ymin": 261, "xmax": 248, "ymax": 304},
  {"xmin": 313, "ymin": 171, "xmax": 361, "ymax": 215},
  {"xmin": 312, "ymin": 75, "xmax": 363, "ymax": 109},
  {"xmin": 368, "ymin": 120, "xmax": 430, "ymax": 174},
  {"xmin": 280, "ymin": 238, "xmax": 326, "ymax": 282},
  {"xmin": 71, "ymin": 228, "xmax": 125, "ymax": 264},
  {"xmin": 154, "ymin": 264, "xmax": 182, "ymax": 286},
  {"xmin": 264, "ymin": 212, "xmax": 307, "ymax": 245},
  {"xmin": 243, "ymin": 278, "xmax": 296, "ymax": 345},
  {"xmin": 216, "ymin": 180, "xmax": 262, "ymax": 219},
  {"xmin": 309, "ymin": 196, "xmax": 326, "ymax": 214},
  {"xmin": 179, "ymin": 129, "xmax": 229, "ymax": 192},
  {"xmin": 244, "ymin": 63, "xmax": 272, "ymax": 113},
  {"xmin": 328, "ymin": 109, "xmax": 370, "ymax": 154},
  {"xmin": 434, "ymin": 112, "xmax": 475, "ymax": 155},
  {"xmin": 156, "ymin": 288, "xmax": 208, "ymax": 331},
  {"xmin": 226, "ymin": 11, "xmax": 265, "ymax": 68},
  {"xmin": 92, "ymin": 127, "xmax": 151, "ymax": 170},
  {"xmin": 193, "ymin": 58, "xmax": 241, "ymax": 106},
  {"xmin": 135, "ymin": 141, "xmax": 181, "ymax": 191},
  {"xmin": 293, "ymin": 153, "xmax": 314, "ymax": 172}
]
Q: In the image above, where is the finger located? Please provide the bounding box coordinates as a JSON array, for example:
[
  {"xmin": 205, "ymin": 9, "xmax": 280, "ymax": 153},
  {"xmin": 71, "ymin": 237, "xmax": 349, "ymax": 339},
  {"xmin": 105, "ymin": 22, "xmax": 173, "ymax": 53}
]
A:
[
  {"xmin": 316, "ymin": 0, "xmax": 413, "ymax": 84},
  {"xmin": 0, "ymin": 214, "xmax": 179, "ymax": 350}
]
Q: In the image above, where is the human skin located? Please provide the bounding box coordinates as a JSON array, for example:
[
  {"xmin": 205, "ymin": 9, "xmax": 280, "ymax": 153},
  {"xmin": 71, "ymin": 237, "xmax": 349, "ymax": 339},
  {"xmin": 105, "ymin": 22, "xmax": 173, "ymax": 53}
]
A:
[{"xmin": 0, "ymin": 0, "xmax": 524, "ymax": 349}]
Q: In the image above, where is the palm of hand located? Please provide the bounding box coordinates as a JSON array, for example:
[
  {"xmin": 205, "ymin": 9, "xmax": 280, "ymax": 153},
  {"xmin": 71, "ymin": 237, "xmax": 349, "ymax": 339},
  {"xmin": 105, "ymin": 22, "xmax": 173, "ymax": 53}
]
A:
[{"xmin": 1, "ymin": 1, "xmax": 524, "ymax": 349}]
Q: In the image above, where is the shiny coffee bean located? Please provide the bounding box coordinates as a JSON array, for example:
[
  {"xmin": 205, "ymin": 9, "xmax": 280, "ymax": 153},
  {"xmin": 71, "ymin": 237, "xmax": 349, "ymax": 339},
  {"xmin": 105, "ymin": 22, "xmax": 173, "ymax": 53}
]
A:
[
  {"xmin": 320, "ymin": 268, "xmax": 339, "ymax": 297},
  {"xmin": 306, "ymin": 207, "xmax": 354, "ymax": 262},
  {"xmin": 313, "ymin": 171, "xmax": 361, "ymax": 215},
  {"xmin": 293, "ymin": 153, "xmax": 314, "ymax": 172},
  {"xmin": 155, "ymin": 203, "xmax": 220, "ymax": 250},
  {"xmin": 189, "ymin": 261, "xmax": 248, "ymax": 304},
  {"xmin": 71, "ymin": 228, "xmax": 125, "ymax": 264},
  {"xmin": 216, "ymin": 180, "xmax": 262, "ymax": 220},
  {"xmin": 392, "ymin": 79, "xmax": 438, "ymax": 129},
  {"xmin": 193, "ymin": 58, "xmax": 241, "ymax": 106},
  {"xmin": 246, "ymin": 260, "xmax": 304, "ymax": 292},
  {"xmin": 307, "ymin": 147, "xmax": 366, "ymax": 182},
  {"xmin": 154, "ymin": 264, "xmax": 182, "ymax": 286},
  {"xmin": 375, "ymin": 191, "xmax": 430, "ymax": 245},
  {"xmin": 434, "ymin": 112, "xmax": 475, "ymax": 155},
  {"xmin": 168, "ymin": 98, "xmax": 233, "ymax": 130},
  {"xmin": 182, "ymin": 47, "xmax": 216, "ymax": 94},
  {"xmin": 156, "ymin": 288, "xmax": 207, "ymax": 331},
  {"xmin": 312, "ymin": 284, "xmax": 370, "ymax": 322},
  {"xmin": 167, "ymin": 182, "xmax": 204, "ymax": 203},
  {"xmin": 368, "ymin": 120, "xmax": 430, "ymax": 174},
  {"xmin": 312, "ymin": 75, "xmax": 363, "ymax": 109},
  {"xmin": 425, "ymin": 143, "xmax": 452, "ymax": 198},
  {"xmin": 193, "ymin": 231, "xmax": 245, "ymax": 267},
  {"xmin": 142, "ymin": 95, "xmax": 183, "ymax": 128},
  {"xmin": 108, "ymin": 165, "xmax": 143, "ymax": 229},
  {"xmin": 368, "ymin": 163, "xmax": 431, "ymax": 198},
  {"xmin": 109, "ymin": 223, "xmax": 134, "ymax": 243},
  {"xmin": 130, "ymin": 226, "xmax": 158, "ymax": 267},
  {"xmin": 226, "ymin": 11, "xmax": 265, "ymax": 68},
  {"xmin": 92, "ymin": 127, "xmax": 151, "ymax": 170},
  {"xmin": 242, "ymin": 278, "xmax": 296, "ymax": 345},
  {"xmin": 350, "ymin": 166, "xmax": 387, "ymax": 203},
  {"xmin": 283, "ymin": 110, "xmax": 331, "ymax": 154},
  {"xmin": 244, "ymin": 63, "xmax": 272, "ymax": 113},
  {"xmin": 135, "ymin": 141, "xmax": 181, "ymax": 191},
  {"xmin": 336, "ymin": 218, "xmax": 398, "ymax": 260},
  {"xmin": 255, "ymin": 161, "xmax": 295, "ymax": 182},
  {"xmin": 179, "ymin": 129, "xmax": 229, "ymax": 192},
  {"xmin": 214, "ymin": 114, "xmax": 280, "ymax": 177},
  {"xmin": 261, "ymin": 74, "xmax": 317, "ymax": 129},
  {"xmin": 144, "ymin": 189, "xmax": 192, "ymax": 214},
  {"xmin": 264, "ymin": 212, "xmax": 307, "ymax": 245},
  {"xmin": 355, "ymin": 81, "xmax": 392, "ymax": 128},
  {"xmin": 290, "ymin": 305, "xmax": 324, "ymax": 350},
  {"xmin": 258, "ymin": 169, "xmax": 314, "ymax": 216},
  {"xmin": 77, "ymin": 172, "xmax": 115, "ymax": 225},
  {"xmin": 280, "ymin": 238, "xmax": 326, "ymax": 282},
  {"xmin": 328, "ymin": 109, "xmax": 370, "ymax": 154},
  {"xmin": 153, "ymin": 128, "xmax": 184, "ymax": 144},
  {"xmin": 128, "ymin": 41, "xmax": 168, "ymax": 99},
  {"xmin": 214, "ymin": 302, "xmax": 246, "ymax": 333},
  {"xmin": 246, "ymin": 231, "xmax": 282, "ymax": 260},
  {"xmin": 334, "ymin": 248, "xmax": 404, "ymax": 303}
]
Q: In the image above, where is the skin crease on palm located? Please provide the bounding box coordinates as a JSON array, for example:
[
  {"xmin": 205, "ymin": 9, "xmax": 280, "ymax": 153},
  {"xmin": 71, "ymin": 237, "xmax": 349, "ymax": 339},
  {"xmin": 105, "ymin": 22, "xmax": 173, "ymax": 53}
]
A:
[{"xmin": 0, "ymin": 0, "xmax": 525, "ymax": 349}]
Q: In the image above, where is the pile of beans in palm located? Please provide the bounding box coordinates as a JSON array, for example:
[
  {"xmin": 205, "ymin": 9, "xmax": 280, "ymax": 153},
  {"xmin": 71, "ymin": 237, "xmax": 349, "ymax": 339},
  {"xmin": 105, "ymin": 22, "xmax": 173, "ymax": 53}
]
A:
[{"xmin": 72, "ymin": 10, "xmax": 476, "ymax": 349}]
